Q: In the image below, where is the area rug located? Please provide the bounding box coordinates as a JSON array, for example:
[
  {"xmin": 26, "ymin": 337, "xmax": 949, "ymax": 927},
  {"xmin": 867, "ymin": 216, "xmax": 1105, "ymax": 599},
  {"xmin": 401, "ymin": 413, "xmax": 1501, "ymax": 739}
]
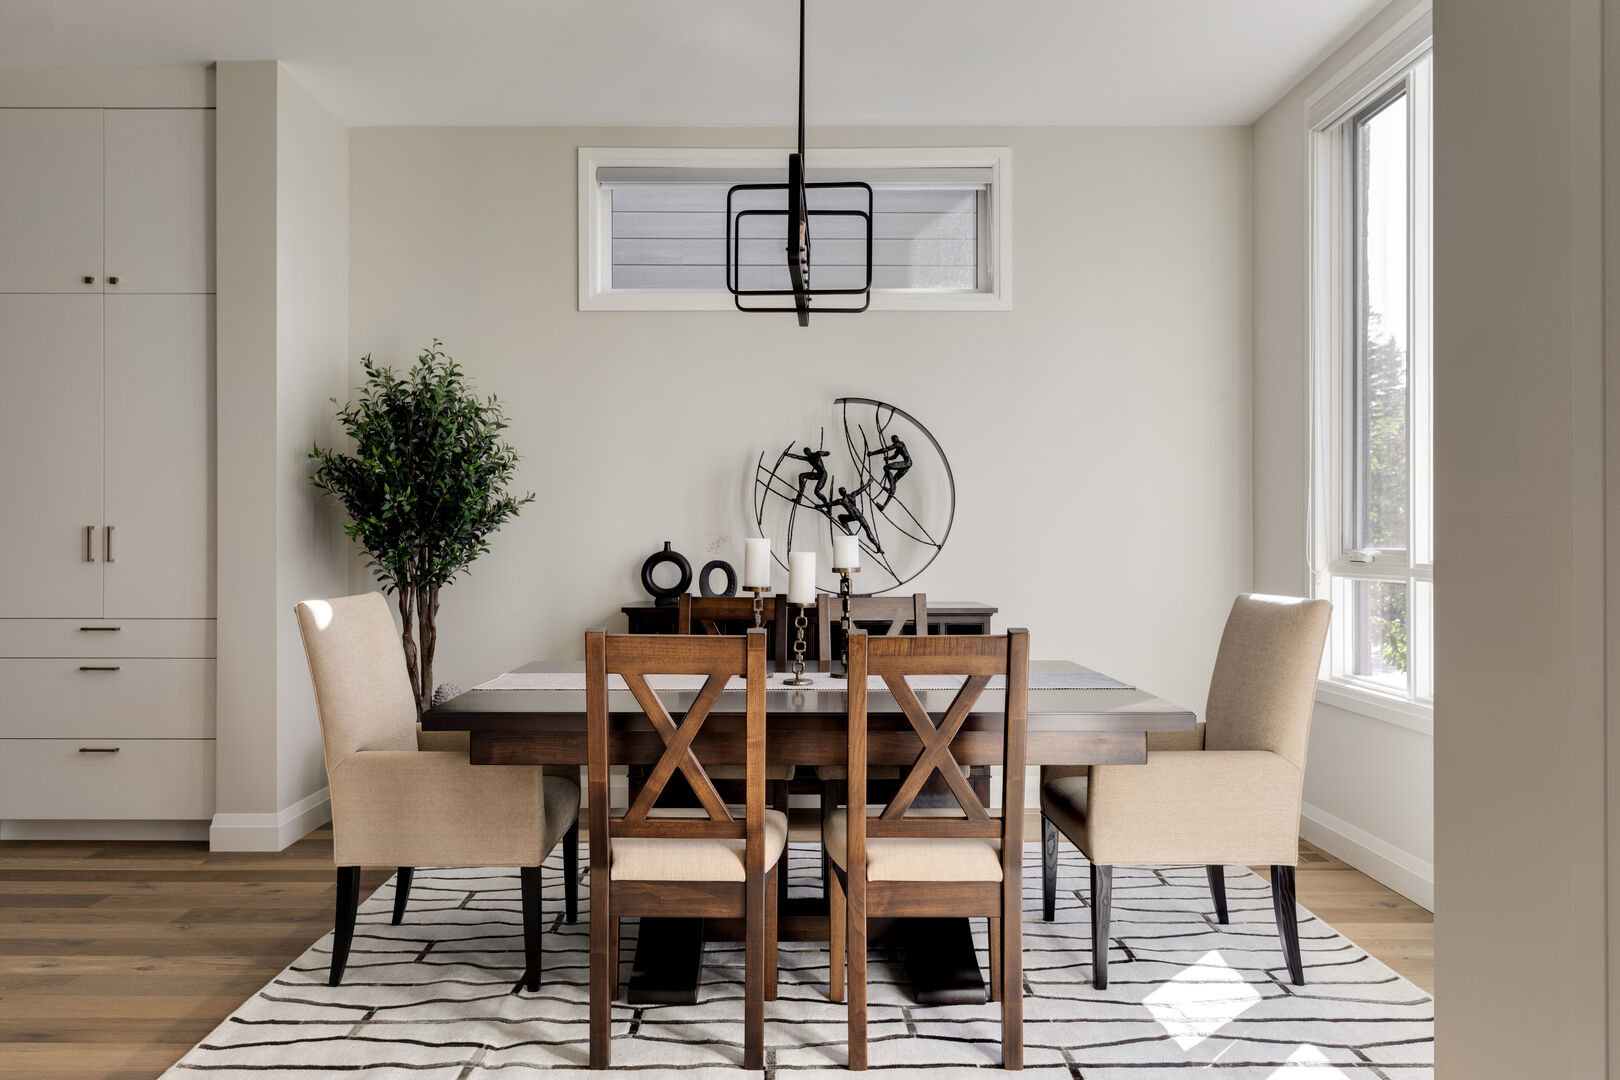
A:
[{"xmin": 160, "ymin": 844, "xmax": 1433, "ymax": 1078}]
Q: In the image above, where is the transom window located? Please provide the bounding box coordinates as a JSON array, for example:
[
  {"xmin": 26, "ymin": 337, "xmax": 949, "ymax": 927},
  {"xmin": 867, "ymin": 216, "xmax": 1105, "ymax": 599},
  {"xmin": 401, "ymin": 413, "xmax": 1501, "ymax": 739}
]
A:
[
  {"xmin": 578, "ymin": 148, "xmax": 1011, "ymax": 311},
  {"xmin": 1309, "ymin": 32, "xmax": 1433, "ymax": 716}
]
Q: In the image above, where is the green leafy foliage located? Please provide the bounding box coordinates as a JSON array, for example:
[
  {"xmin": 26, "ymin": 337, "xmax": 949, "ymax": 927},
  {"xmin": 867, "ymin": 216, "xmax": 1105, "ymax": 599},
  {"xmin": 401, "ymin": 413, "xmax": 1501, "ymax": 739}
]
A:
[{"xmin": 310, "ymin": 341, "xmax": 534, "ymax": 713}]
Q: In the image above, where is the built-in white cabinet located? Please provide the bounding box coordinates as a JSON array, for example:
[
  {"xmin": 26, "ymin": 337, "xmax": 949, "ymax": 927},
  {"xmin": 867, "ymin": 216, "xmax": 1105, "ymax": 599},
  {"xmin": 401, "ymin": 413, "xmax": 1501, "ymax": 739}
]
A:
[{"xmin": 0, "ymin": 105, "xmax": 216, "ymax": 829}]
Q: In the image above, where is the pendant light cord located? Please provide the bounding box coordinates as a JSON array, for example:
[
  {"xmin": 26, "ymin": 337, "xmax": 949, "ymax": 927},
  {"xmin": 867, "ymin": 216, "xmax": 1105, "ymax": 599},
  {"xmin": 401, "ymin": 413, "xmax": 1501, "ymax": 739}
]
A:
[{"xmin": 797, "ymin": 0, "xmax": 806, "ymax": 162}]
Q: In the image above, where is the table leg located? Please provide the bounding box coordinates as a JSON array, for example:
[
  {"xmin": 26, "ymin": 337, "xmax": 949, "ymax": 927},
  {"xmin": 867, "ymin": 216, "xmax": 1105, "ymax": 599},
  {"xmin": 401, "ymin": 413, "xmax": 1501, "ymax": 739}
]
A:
[
  {"xmin": 626, "ymin": 918, "xmax": 707, "ymax": 1004},
  {"xmin": 900, "ymin": 917, "xmax": 989, "ymax": 1005}
]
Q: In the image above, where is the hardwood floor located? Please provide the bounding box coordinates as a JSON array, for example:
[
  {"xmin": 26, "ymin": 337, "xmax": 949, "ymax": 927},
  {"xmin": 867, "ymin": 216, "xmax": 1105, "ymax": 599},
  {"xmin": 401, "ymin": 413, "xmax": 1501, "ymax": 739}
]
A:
[{"xmin": 0, "ymin": 826, "xmax": 1432, "ymax": 1079}]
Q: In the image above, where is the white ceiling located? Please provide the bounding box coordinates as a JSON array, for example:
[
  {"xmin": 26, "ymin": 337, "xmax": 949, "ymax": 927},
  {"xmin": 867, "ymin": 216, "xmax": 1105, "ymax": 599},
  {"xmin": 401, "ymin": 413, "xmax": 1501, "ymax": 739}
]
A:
[{"xmin": 0, "ymin": 0, "xmax": 1386, "ymax": 127}]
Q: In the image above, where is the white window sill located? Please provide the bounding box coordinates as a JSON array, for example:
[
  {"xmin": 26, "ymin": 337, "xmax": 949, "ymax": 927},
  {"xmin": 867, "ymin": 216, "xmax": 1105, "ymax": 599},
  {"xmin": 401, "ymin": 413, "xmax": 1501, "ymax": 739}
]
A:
[{"xmin": 1315, "ymin": 680, "xmax": 1433, "ymax": 736}]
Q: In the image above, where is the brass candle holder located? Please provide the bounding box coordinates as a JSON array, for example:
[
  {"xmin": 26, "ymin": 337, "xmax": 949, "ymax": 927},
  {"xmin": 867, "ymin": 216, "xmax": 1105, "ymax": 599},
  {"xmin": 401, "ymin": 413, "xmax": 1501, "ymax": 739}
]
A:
[
  {"xmin": 830, "ymin": 565, "xmax": 859, "ymax": 678},
  {"xmin": 783, "ymin": 602, "xmax": 814, "ymax": 686},
  {"xmin": 743, "ymin": 585, "xmax": 769, "ymax": 628}
]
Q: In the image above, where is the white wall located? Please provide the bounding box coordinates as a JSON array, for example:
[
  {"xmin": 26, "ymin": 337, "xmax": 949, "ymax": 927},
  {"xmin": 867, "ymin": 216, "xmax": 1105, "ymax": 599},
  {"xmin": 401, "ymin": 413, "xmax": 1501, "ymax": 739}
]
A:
[
  {"xmin": 1250, "ymin": 0, "xmax": 1434, "ymax": 907},
  {"xmin": 214, "ymin": 61, "xmax": 351, "ymax": 849},
  {"xmin": 346, "ymin": 125, "xmax": 1254, "ymax": 770},
  {"xmin": 1433, "ymin": 0, "xmax": 1610, "ymax": 1073}
]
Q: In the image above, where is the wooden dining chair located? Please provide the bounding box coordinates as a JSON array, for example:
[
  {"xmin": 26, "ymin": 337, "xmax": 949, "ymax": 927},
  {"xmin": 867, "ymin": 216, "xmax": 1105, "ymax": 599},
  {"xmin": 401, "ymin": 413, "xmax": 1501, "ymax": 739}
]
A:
[
  {"xmin": 826, "ymin": 628, "xmax": 1030, "ymax": 1070},
  {"xmin": 586, "ymin": 627, "xmax": 785, "ymax": 1070},
  {"xmin": 814, "ymin": 592, "xmax": 928, "ymax": 897},
  {"xmin": 673, "ymin": 593, "xmax": 797, "ymax": 904},
  {"xmin": 1039, "ymin": 594, "xmax": 1330, "ymax": 988},
  {"xmin": 294, "ymin": 593, "xmax": 580, "ymax": 989}
]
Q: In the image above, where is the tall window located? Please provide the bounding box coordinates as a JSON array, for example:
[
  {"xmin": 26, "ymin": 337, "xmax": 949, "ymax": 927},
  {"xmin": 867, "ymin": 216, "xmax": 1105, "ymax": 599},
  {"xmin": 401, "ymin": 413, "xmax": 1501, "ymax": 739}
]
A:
[{"xmin": 1310, "ymin": 41, "xmax": 1433, "ymax": 715}]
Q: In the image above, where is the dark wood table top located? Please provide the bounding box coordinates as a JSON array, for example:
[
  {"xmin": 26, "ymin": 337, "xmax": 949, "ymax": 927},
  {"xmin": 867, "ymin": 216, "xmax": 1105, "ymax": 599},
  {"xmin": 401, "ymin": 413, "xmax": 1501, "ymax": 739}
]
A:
[{"xmin": 423, "ymin": 660, "xmax": 1195, "ymax": 768}]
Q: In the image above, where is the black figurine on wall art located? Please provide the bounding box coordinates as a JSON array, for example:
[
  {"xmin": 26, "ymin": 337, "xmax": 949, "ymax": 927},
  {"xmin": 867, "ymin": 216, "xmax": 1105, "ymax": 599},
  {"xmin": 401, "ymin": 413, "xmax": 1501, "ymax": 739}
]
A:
[{"xmin": 753, "ymin": 397, "xmax": 954, "ymax": 595}]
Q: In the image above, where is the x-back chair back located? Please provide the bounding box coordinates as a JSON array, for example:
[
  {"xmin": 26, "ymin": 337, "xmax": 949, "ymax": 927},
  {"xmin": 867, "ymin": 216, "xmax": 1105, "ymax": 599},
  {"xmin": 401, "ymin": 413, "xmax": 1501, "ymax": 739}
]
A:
[
  {"xmin": 677, "ymin": 592, "xmax": 792, "ymax": 661},
  {"xmin": 817, "ymin": 591, "xmax": 927, "ymax": 672},
  {"xmin": 833, "ymin": 628, "xmax": 1030, "ymax": 1070},
  {"xmin": 585, "ymin": 627, "xmax": 780, "ymax": 1070}
]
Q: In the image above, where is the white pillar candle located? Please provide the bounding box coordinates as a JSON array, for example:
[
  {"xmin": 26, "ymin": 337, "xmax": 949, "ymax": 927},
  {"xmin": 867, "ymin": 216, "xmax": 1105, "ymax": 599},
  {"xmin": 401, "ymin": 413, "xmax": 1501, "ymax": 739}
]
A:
[
  {"xmin": 832, "ymin": 532, "xmax": 861, "ymax": 570},
  {"xmin": 743, "ymin": 538, "xmax": 772, "ymax": 589},
  {"xmin": 788, "ymin": 551, "xmax": 817, "ymax": 605}
]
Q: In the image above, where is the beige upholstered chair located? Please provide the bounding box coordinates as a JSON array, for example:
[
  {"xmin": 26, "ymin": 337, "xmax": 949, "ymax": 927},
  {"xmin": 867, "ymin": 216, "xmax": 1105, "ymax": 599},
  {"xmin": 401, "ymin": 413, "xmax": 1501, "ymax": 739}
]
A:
[
  {"xmin": 294, "ymin": 593, "xmax": 581, "ymax": 989},
  {"xmin": 1039, "ymin": 593, "xmax": 1330, "ymax": 988}
]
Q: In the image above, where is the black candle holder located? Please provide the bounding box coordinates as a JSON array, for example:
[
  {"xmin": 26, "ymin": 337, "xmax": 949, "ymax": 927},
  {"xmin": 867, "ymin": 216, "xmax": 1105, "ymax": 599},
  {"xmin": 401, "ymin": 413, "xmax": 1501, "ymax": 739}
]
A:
[
  {"xmin": 830, "ymin": 565, "xmax": 859, "ymax": 678},
  {"xmin": 784, "ymin": 602, "xmax": 813, "ymax": 686}
]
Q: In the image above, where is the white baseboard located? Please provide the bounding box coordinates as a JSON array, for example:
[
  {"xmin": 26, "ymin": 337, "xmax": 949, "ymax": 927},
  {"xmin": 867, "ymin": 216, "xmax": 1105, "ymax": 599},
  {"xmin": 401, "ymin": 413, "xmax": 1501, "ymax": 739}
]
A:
[
  {"xmin": 1299, "ymin": 801, "xmax": 1433, "ymax": 911},
  {"xmin": 0, "ymin": 819, "xmax": 210, "ymax": 841},
  {"xmin": 209, "ymin": 786, "xmax": 332, "ymax": 852}
]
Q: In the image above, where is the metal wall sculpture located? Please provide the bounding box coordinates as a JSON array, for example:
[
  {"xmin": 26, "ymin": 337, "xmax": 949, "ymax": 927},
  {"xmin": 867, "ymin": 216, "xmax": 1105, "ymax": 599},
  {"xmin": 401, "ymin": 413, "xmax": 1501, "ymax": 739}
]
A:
[{"xmin": 753, "ymin": 397, "xmax": 954, "ymax": 594}]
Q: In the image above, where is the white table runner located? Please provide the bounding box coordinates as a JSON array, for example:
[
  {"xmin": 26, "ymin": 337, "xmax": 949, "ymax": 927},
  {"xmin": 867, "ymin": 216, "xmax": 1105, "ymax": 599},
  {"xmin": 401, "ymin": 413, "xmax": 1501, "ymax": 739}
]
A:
[{"xmin": 473, "ymin": 670, "xmax": 1134, "ymax": 692}]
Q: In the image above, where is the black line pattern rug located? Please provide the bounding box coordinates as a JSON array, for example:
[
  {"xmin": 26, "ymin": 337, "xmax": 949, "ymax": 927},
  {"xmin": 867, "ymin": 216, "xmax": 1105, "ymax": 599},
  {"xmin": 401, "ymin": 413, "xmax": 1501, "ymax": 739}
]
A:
[{"xmin": 161, "ymin": 844, "xmax": 1433, "ymax": 1078}]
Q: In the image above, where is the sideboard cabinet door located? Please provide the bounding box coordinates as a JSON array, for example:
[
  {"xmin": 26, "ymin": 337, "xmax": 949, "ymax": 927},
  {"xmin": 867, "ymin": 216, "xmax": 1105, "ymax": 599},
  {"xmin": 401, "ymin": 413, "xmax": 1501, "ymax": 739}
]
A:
[
  {"xmin": 103, "ymin": 294, "xmax": 215, "ymax": 619},
  {"xmin": 0, "ymin": 296, "xmax": 105, "ymax": 617},
  {"xmin": 103, "ymin": 109, "xmax": 215, "ymax": 294},
  {"xmin": 0, "ymin": 109, "xmax": 104, "ymax": 293}
]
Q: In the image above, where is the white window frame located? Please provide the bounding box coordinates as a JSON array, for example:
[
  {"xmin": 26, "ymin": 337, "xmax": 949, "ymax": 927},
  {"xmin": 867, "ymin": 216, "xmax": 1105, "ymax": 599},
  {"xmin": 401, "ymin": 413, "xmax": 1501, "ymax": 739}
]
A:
[
  {"xmin": 1306, "ymin": 7, "xmax": 1433, "ymax": 731},
  {"xmin": 577, "ymin": 146, "xmax": 1012, "ymax": 312}
]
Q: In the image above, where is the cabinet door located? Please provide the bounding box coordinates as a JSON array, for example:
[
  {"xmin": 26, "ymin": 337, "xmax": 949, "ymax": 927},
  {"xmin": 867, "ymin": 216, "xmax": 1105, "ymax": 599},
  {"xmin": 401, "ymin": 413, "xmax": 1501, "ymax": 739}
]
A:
[
  {"xmin": 103, "ymin": 109, "xmax": 215, "ymax": 294},
  {"xmin": 0, "ymin": 296, "xmax": 105, "ymax": 617},
  {"xmin": 104, "ymin": 295, "xmax": 214, "ymax": 619},
  {"xmin": 0, "ymin": 109, "xmax": 104, "ymax": 293}
]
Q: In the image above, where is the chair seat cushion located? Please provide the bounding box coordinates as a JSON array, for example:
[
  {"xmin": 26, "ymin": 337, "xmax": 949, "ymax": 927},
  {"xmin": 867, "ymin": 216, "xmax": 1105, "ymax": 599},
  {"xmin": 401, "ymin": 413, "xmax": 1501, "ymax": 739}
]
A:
[
  {"xmin": 823, "ymin": 808, "xmax": 1002, "ymax": 882},
  {"xmin": 610, "ymin": 808, "xmax": 788, "ymax": 882},
  {"xmin": 1042, "ymin": 750, "xmax": 1302, "ymax": 866},
  {"xmin": 704, "ymin": 763, "xmax": 798, "ymax": 782},
  {"xmin": 541, "ymin": 776, "xmax": 582, "ymax": 858}
]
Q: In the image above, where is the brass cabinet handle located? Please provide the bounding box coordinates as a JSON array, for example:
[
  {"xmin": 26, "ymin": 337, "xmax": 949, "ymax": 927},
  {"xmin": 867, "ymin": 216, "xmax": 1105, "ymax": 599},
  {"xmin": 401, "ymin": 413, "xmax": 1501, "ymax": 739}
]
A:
[
  {"xmin": 107, "ymin": 276, "xmax": 120, "ymax": 285},
  {"xmin": 78, "ymin": 747, "xmax": 120, "ymax": 753},
  {"xmin": 78, "ymin": 626, "xmax": 121, "ymax": 632},
  {"xmin": 83, "ymin": 275, "xmax": 96, "ymax": 285},
  {"xmin": 78, "ymin": 665, "xmax": 120, "ymax": 672},
  {"xmin": 85, "ymin": 525, "xmax": 96, "ymax": 562},
  {"xmin": 105, "ymin": 524, "xmax": 115, "ymax": 563}
]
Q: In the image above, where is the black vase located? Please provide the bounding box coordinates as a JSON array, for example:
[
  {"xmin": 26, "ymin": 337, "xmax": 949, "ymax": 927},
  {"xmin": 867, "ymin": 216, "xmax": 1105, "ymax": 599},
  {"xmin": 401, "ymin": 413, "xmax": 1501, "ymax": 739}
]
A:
[{"xmin": 640, "ymin": 541, "xmax": 692, "ymax": 606}]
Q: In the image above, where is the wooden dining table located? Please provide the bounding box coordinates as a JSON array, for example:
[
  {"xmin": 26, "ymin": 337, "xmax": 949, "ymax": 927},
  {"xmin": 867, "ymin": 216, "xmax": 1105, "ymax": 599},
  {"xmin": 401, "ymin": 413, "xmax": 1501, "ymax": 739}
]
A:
[{"xmin": 422, "ymin": 657, "xmax": 1195, "ymax": 1005}]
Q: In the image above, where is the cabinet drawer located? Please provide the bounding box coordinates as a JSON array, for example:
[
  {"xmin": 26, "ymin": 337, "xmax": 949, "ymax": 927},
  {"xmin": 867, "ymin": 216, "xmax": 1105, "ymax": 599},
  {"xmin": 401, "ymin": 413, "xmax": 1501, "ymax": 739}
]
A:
[
  {"xmin": 0, "ymin": 738, "xmax": 214, "ymax": 820},
  {"xmin": 0, "ymin": 659, "xmax": 214, "ymax": 738},
  {"xmin": 0, "ymin": 620, "xmax": 214, "ymax": 658}
]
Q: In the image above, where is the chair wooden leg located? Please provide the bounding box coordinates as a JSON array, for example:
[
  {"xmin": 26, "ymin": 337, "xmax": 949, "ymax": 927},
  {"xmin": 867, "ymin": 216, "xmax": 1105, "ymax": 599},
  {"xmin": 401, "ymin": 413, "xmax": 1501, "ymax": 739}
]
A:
[
  {"xmin": 1208, "ymin": 865, "xmax": 1228, "ymax": 924},
  {"xmin": 1041, "ymin": 815, "xmax": 1058, "ymax": 922},
  {"xmin": 329, "ymin": 866, "xmax": 360, "ymax": 987},
  {"xmin": 1090, "ymin": 863, "xmax": 1113, "ymax": 990},
  {"xmin": 1001, "ymin": 878, "xmax": 1024, "ymax": 1071},
  {"xmin": 609, "ymin": 916, "xmax": 620, "ymax": 999},
  {"xmin": 766, "ymin": 864, "xmax": 780, "ymax": 1001},
  {"xmin": 1272, "ymin": 865, "xmax": 1305, "ymax": 985},
  {"xmin": 563, "ymin": 820, "xmax": 580, "ymax": 924},
  {"xmin": 820, "ymin": 778, "xmax": 845, "ymax": 901},
  {"xmin": 519, "ymin": 865, "xmax": 542, "ymax": 991},
  {"xmin": 847, "ymin": 870, "xmax": 867, "ymax": 1071},
  {"xmin": 773, "ymin": 779, "xmax": 791, "ymax": 907},
  {"xmin": 744, "ymin": 861, "xmax": 766, "ymax": 1071},
  {"xmin": 988, "ymin": 916, "xmax": 1002, "ymax": 1002},
  {"xmin": 391, "ymin": 867, "xmax": 413, "ymax": 926},
  {"xmin": 828, "ymin": 864, "xmax": 846, "ymax": 1002},
  {"xmin": 589, "ymin": 873, "xmax": 611, "ymax": 1069}
]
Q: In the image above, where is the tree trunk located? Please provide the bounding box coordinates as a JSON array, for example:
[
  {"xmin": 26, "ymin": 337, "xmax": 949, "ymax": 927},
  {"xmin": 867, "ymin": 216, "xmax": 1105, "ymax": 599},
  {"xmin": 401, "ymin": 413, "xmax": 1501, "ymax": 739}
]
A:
[
  {"xmin": 416, "ymin": 583, "xmax": 438, "ymax": 716},
  {"xmin": 397, "ymin": 585, "xmax": 423, "ymax": 717}
]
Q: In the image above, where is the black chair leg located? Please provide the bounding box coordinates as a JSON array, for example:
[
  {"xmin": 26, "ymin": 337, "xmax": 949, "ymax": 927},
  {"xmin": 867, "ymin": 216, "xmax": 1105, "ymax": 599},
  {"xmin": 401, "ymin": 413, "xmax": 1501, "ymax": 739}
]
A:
[
  {"xmin": 1090, "ymin": 863, "xmax": 1112, "ymax": 990},
  {"xmin": 1207, "ymin": 865, "xmax": 1228, "ymax": 924},
  {"xmin": 330, "ymin": 866, "xmax": 361, "ymax": 986},
  {"xmin": 1271, "ymin": 865, "xmax": 1304, "ymax": 985},
  {"xmin": 563, "ymin": 820, "xmax": 580, "ymax": 924},
  {"xmin": 392, "ymin": 867, "xmax": 414, "ymax": 926},
  {"xmin": 520, "ymin": 865, "xmax": 542, "ymax": 991},
  {"xmin": 1041, "ymin": 815, "xmax": 1058, "ymax": 922}
]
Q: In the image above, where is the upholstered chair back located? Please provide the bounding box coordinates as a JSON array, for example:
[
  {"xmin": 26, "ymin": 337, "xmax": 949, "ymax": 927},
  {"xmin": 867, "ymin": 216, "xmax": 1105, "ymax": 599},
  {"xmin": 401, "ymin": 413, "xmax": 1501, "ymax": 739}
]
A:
[
  {"xmin": 1202, "ymin": 594, "xmax": 1332, "ymax": 769},
  {"xmin": 294, "ymin": 593, "xmax": 420, "ymax": 773}
]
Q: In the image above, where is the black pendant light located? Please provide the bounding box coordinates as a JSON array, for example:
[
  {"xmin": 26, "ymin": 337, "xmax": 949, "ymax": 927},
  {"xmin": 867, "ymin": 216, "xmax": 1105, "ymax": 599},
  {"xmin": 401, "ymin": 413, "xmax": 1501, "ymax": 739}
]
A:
[{"xmin": 726, "ymin": 0, "xmax": 873, "ymax": 326}]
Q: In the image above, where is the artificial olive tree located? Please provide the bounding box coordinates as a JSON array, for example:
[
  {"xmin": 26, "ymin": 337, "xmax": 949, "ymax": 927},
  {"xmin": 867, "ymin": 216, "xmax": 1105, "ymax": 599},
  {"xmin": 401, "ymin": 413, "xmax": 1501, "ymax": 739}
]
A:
[{"xmin": 311, "ymin": 341, "xmax": 533, "ymax": 715}]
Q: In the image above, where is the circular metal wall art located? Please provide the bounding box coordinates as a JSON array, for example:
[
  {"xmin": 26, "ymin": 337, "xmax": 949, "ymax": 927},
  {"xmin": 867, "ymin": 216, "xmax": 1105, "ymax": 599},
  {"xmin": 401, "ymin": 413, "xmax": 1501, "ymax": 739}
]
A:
[{"xmin": 752, "ymin": 397, "xmax": 954, "ymax": 595}]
